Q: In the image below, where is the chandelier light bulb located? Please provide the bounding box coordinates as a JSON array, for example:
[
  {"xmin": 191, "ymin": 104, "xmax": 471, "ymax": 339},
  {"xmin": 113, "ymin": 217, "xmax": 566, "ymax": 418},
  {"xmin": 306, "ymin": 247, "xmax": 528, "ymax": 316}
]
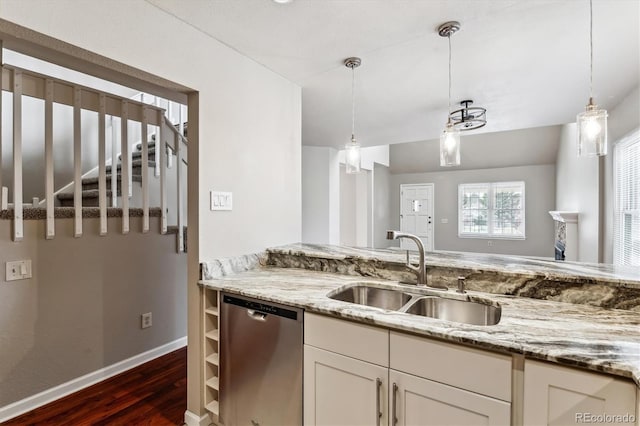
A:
[
  {"xmin": 577, "ymin": 101, "xmax": 608, "ymax": 157},
  {"xmin": 440, "ymin": 122, "xmax": 460, "ymax": 167},
  {"xmin": 584, "ymin": 117, "xmax": 601, "ymax": 139},
  {"xmin": 345, "ymin": 137, "xmax": 361, "ymax": 174}
]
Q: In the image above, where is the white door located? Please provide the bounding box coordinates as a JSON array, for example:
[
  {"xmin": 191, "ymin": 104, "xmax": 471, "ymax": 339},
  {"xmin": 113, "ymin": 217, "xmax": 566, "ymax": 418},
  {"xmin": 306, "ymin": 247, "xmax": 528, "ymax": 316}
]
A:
[
  {"xmin": 389, "ymin": 369, "xmax": 511, "ymax": 426},
  {"xmin": 400, "ymin": 184, "xmax": 434, "ymax": 251},
  {"xmin": 304, "ymin": 345, "xmax": 388, "ymax": 426}
]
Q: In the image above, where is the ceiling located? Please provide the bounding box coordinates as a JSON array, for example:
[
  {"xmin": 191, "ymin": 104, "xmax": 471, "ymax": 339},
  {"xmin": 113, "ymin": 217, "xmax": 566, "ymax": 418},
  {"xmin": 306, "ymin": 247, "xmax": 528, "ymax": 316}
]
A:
[
  {"xmin": 389, "ymin": 125, "xmax": 562, "ymax": 174},
  {"xmin": 147, "ymin": 0, "xmax": 640, "ymax": 149}
]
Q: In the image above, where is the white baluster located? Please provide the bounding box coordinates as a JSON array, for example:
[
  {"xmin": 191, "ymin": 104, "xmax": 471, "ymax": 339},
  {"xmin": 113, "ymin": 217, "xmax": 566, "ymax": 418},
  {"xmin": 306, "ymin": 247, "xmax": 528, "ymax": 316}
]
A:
[
  {"xmin": 73, "ymin": 87, "xmax": 82, "ymax": 237},
  {"xmin": 98, "ymin": 93, "xmax": 107, "ymax": 236},
  {"xmin": 45, "ymin": 79, "xmax": 54, "ymax": 239},
  {"xmin": 13, "ymin": 70, "xmax": 23, "ymax": 241},
  {"xmin": 121, "ymin": 101, "xmax": 129, "ymax": 234},
  {"xmin": 141, "ymin": 106, "xmax": 149, "ymax": 233}
]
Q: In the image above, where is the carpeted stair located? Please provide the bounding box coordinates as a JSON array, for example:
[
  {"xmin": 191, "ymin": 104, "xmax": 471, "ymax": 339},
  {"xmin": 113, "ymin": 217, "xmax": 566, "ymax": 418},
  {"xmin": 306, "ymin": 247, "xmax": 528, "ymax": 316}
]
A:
[{"xmin": 57, "ymin": 141, "xmax": 156, "ymax": 207}]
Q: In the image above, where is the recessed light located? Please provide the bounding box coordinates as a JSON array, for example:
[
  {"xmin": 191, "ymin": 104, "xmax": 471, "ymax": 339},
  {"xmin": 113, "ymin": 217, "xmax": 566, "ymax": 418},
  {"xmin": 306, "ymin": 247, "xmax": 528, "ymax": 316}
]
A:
[{"xmin": 273, "ymin": 0, "xmax": 294, "ymax": 3}]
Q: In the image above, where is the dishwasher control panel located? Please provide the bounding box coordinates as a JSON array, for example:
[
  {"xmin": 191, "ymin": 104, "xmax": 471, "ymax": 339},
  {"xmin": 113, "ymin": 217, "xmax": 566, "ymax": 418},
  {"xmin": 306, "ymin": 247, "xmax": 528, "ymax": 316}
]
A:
[{"xmin": 222, "ymin": 294, "xmax": 299, "ymax": 320}]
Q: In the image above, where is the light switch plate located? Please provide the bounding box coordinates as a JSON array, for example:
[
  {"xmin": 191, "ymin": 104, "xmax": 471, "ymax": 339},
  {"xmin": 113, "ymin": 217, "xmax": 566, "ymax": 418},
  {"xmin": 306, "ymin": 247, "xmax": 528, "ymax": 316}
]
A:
[
  {"xmin": 441, "ymin": 218, "xmax": 449, "ymax": 224},
  {"xmin": 210, "ymin": 191, "xmax": 233, "ymax": 211},
  {"xmin": 6, "ymin": 260, "xmax": 32, "ymax": 281}
]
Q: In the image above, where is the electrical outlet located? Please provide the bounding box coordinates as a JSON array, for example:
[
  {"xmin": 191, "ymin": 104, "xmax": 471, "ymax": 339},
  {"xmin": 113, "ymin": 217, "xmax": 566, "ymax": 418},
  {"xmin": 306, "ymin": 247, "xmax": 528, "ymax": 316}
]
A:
[
  {"xmin": 141, "ymin": 312, "xmax": 152, "ymax": 329},
  {"xmin": 487, "ymin": 240, "xmax": 493, "ymax": 247}
]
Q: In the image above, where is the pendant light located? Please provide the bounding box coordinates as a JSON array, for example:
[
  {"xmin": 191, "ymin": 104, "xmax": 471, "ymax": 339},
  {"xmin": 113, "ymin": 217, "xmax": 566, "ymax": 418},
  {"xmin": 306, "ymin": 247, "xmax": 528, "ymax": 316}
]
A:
[
  {"xmin": 577, "ymin": 0, "xmax": 607, "ymax": 157},
  {"xmin": 344, "ymin": 57, "xmax": 362, "ymax": 174},
  {"xmin": 438, "ymin": 21, "xmax": 461, "ymax": 167}
]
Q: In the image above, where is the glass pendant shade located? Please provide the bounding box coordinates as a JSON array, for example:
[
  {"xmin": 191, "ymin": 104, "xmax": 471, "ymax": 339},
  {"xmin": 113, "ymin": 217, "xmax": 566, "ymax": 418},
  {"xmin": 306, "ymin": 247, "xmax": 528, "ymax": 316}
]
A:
[
  {"xmin": 345, "ymin": 137, "xmax": 361, "ymax": 174},
  {"xmin": 577, "ymin": 101, "xmax": 608, "ymax": 157},
  {"xmin": 440, "ymin": 122, "xmax": 460, "ymax": 167}
]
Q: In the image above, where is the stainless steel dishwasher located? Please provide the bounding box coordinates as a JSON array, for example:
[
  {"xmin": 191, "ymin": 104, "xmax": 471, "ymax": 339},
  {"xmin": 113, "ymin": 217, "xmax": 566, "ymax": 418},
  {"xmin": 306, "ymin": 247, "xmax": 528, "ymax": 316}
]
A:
[{"xmin": 220, "ymin": 292, "xmax": 303, "ymax": 426}]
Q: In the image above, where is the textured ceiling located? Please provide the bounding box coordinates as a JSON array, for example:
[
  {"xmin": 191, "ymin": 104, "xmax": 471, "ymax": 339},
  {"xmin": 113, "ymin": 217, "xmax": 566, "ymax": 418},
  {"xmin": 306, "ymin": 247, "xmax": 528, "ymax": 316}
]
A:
[{"xmin": 147, "ymin": 0, "xmax": 639, "ymax": 149}]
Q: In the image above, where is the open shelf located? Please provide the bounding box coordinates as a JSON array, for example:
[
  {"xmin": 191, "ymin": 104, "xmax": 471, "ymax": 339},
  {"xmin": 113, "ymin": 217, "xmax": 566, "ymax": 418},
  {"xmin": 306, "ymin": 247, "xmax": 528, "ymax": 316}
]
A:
[
  {"xmin": 206, "ymin": 329, "xmax": 219, "ymax": 341},
  {"xmin": 206, "ymin": 376, "xmax": 220, "ymax": 390},
  {"xmin": 205, "ymin": 400, "xmax": 219, "ymax": 416},
  {"xmin": 203, "ymin": 288, "xmax": 221, "ymax": 418}
]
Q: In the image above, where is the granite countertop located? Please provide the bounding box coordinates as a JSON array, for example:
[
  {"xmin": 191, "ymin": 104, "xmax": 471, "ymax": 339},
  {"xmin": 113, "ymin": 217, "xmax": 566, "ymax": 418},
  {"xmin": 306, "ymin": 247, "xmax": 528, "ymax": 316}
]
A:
[
  {"xmin": 200, "ymin": 266, "xmax": 640, "ymax": 387},
  {"xmin": 269, "ymin": 243, "xmax": 640, "ymax": 288}
]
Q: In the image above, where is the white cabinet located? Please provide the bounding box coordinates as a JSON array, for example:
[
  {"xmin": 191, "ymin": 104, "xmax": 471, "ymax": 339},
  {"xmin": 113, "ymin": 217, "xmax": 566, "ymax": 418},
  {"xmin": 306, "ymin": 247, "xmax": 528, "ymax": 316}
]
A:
[
  {"xmin": 389, "ymin": 331, "xmax": 511, "ymax": 426},
  {"xmin": 390, "ymin": 369, "xmax": 511, "ymax": 426},
  {"xmin": 304, "ymin": 345, "xmax": 388, "ymax": 426},
  {"xmin": 523, "ymin": 360, "xmax": 637, "ymax": 426},
  {"xmin": 304, "ymin": 313, "xmax": 511, "ymax": 426}
]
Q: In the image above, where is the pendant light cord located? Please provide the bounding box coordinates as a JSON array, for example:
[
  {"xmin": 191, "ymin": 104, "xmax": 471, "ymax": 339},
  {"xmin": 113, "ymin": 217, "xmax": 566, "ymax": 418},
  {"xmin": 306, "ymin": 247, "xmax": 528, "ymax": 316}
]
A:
[
  {"xmin": 351, "ymin": 65, "xmax": 356, "ymax": 140},
  {"xmin": 589, "ymin": 0, "xmax": 593, "ymax": 100},
  {"xmin": 448, "ymin": 34, "xmax": 452, "ymax": 121}
]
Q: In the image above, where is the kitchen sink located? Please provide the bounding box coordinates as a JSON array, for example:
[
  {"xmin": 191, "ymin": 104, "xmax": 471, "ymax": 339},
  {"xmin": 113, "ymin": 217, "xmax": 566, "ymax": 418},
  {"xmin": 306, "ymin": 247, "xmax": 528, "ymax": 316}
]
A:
[
  {"xmin": 328, "ymin": 285, "xmax": 413, "ymax": 311},
  {"xmin": 404, "ymin": 296, "xmax": 501, "ymax": 326},
  {"xmin": 327, "ymin": 283, "xmax": 502, "ymax": 326}
]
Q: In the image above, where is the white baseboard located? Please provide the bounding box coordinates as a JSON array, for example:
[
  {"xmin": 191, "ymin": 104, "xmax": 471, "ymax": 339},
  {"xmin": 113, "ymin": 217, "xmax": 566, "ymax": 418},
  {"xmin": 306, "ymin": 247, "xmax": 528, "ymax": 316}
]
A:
[
  {"xmin": 184, "ymin": 409, "xmax": 212, "ymax": 426},
  {"xmin": 0, "ymin": 336, "xmax": 187, "ymax": 423}
]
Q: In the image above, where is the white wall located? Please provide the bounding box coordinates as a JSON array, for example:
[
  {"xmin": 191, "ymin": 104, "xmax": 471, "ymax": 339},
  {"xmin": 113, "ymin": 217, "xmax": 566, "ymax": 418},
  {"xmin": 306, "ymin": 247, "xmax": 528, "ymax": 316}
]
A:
[
  {"xmin": 339, "ymin": 166, "xmax": 356, "ymax": 246},
  {"xmin": 555, "ymin": 123, "xmax": 600, "ymax": 262},
  {"xmin": 355, "ymin": 170, "xmax": 371, "ymax": 247},
  {"xmin": 603, "ymin": 86, "xmax": 640, "ymax": 263},
  {"xmin": 390, "ymin": 164, "xmax": 556, "ymax": 257},
  {"xmin": 373, "ymin": 163, "xmax": 392, "ymax": 249},
  {"xmin": 0, "ymin": 217, "xmax": 186, "ymax": 409},
  {"xmin": 0, "ymin": 0, "xmax": 302, "ymax": 260},
  {"xmin": 339, "ymin": 166, "xmax": 372, "ymax": 247},
  {"xmin": 302, "ymin": 146, "xmax": 340, "ymax": 244}
]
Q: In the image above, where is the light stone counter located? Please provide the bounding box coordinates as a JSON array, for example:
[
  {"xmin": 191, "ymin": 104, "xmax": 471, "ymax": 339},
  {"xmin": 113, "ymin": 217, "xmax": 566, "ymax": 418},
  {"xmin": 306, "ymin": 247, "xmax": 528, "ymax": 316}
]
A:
[
  {"xmin": 200, "ymin": 266, "xmax": 640, "ymax": 387},
  {"xmin": 265, "ymin": 244, "xmax": 640, "ymax": 311}
]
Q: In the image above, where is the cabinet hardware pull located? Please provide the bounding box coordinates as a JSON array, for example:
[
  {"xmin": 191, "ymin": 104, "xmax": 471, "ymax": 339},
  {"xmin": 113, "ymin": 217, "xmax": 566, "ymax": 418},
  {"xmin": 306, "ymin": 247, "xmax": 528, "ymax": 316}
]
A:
[
  {"xmin": 376, "ymin": 378, "xmax": 382, "ymax": 426},
  {"xmin": 246, "ymin": 309, "xmax": 267, "ymax": 322},
  {"xmin": 392, "ymin": 382, "xmax": 398, "ymax": 426}
]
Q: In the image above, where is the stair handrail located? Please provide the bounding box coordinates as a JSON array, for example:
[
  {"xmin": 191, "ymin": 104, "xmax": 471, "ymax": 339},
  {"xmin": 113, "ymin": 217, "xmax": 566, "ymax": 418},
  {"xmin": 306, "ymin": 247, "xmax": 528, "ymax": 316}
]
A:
[{"xmin": 1, "ymin": 64, "xmax": 186, "ymax": 252}]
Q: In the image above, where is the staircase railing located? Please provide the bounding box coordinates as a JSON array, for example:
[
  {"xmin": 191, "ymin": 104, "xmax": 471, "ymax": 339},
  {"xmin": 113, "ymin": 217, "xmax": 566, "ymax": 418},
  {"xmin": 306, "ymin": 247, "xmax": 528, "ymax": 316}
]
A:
[{"xmin": 0, "ymin": 64, "xmax": 187, "ymax": 252}]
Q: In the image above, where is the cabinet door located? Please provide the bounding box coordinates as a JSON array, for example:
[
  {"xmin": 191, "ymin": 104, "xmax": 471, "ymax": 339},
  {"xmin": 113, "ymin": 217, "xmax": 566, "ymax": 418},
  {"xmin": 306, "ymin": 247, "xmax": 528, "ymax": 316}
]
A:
[
  {"xmin": 304, "ymin": 345, "xmax": 388, "ymax": 426},
  {"xmin": 523, "ymin": 360, "xmax": 637, "ymax": 426},
  {"xmin": 389, "ymin": 369, "xmax": 511, "ymax": 426}
]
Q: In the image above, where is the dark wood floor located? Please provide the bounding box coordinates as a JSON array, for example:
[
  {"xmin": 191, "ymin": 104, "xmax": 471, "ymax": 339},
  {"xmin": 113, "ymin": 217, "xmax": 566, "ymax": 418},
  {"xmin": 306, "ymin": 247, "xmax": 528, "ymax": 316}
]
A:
[{"xmin": 3, "ymin": 347, "xmax": 187, "ymax": 426}]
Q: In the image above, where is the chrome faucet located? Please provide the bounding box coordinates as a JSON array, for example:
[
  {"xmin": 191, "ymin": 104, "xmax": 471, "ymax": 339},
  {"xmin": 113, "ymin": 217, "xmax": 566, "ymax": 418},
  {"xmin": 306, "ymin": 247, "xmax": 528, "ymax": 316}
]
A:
[{"xmin": 386, "ymin": 230, "xmax": 447, "ymax": 290}]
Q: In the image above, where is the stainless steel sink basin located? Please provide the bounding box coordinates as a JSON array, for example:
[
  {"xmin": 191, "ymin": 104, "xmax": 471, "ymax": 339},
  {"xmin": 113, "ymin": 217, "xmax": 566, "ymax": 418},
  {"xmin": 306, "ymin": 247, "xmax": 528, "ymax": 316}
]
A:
[
  {"xmin": 404, "ymin": 296, "xmax": 501, "ymax": 326},
  {"xmin": 328, "ymin": 285, "xmax": 413, "ymax": 311},
  {"xmin": 328, "ymin": 283, "xmax": 502, "ymax": 326}
]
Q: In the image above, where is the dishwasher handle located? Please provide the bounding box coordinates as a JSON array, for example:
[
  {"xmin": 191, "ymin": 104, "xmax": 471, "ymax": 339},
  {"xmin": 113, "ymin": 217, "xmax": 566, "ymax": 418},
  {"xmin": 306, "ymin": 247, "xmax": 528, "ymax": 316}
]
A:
[{"xmin": 247, "ymin": 309, "xmax": 267, "ymax": 322}]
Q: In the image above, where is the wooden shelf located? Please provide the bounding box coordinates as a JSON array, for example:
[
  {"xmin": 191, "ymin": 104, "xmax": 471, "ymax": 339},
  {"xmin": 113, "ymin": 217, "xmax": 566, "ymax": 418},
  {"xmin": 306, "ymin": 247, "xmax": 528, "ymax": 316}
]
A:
[
  {"xmin": 205, "ymin": 400, "xmax": 219, "ymax": 416},
  {"xmin": 206, "ymin": 377, "xmax": 219, "ymax": 390},
  {"xmin": 206, "ymin": 353, "xmax": 219, "ymax": 366},
  {"xmin": 206, "ymin": 329, "xmax": 219, "ymax": 341},
  {"xmin": 203, "ymin": 289, "xmax": 220, "ymax": 421}
]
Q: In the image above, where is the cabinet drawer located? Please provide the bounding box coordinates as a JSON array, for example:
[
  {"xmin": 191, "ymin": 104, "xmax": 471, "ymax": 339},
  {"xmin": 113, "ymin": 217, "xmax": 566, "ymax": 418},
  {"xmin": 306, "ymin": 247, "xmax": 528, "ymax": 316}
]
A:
[
  {"xmin": 390, "ymin": 331, "xmax": 512, "ymax": 401},
  {"xmin": 305, "ymin": 313, "xmax": 389, "ymax": 366}
]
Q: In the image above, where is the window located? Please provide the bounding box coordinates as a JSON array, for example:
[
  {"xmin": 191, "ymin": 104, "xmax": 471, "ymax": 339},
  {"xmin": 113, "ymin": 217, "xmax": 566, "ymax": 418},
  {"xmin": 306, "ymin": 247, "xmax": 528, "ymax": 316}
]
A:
[
  {"xmin": 459, "ymin": 181, "xmax": 525, "ymax": 239},
  {"xmin": 614, "ymin": 130, "xmax": 640, "ymax": 266}
]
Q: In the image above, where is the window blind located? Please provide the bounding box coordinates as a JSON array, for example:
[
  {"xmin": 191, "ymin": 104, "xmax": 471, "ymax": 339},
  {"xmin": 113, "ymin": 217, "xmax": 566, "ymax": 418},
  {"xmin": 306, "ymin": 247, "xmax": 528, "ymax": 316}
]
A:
[
  {"xmin": 614, "ymin": 129, "xmax": 640, "ymax": 266},
  {"xmin": 458, "ymin": 181, "xmax": 525, "ymax": 239}
]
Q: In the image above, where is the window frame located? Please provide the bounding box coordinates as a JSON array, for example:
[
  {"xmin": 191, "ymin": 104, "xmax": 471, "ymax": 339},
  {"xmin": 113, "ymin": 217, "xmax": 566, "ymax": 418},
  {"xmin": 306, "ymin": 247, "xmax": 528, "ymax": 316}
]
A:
[
  {"xmin": 613, "ymin": 129, "xmax": 640, "ymax": 266},
  {"xmin": 458, "ymin": 181, "xmax": 526, "ymax": 240}
]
